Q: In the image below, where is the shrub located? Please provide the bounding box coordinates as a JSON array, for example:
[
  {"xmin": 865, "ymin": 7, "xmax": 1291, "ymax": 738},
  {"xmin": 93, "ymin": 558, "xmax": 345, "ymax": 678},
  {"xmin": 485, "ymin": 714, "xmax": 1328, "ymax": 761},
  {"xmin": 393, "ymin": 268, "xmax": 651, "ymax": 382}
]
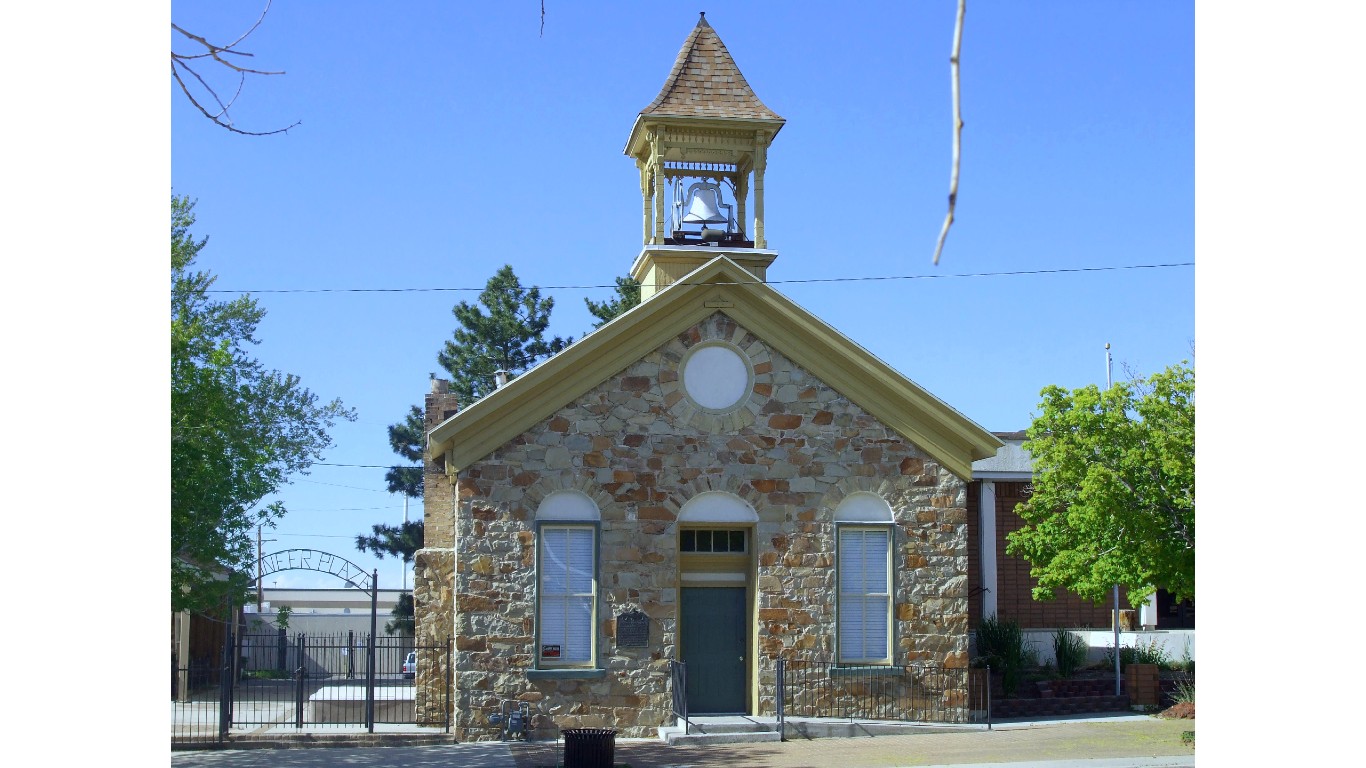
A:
[
  {"xmin": 1052, "ymin": 629, "xmax": 1088, "ymax": 678},
  {"xmin": 1132, "ymin": 637, "xmax": 1172, "ymax": 667},
  {"xmin": 975, "ymin": 616, "xmax": 1033, "ymax": 697},
  {"xmin": 1172, "ymin": 677, "xmax": 1195, "ymax": 706},
  {"xmin": 1103, "ymin": 637, "xmax": 1171, "ymax": 670}
]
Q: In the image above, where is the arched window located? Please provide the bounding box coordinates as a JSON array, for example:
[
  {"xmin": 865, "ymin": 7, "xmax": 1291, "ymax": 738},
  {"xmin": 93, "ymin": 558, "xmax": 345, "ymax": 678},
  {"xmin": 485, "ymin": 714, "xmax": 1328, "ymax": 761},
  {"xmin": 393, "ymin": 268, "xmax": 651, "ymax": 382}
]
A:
[
  {"xmin": 835, "ymin": 493, "xmax": 893, "ymax": 664},
  {"xmin": 536, "ymin": 491, "xmax": 599, "ymax": 668},
  {"xmin": 678, "ymin": 491, "xmax": 759, "ymax": 523}
]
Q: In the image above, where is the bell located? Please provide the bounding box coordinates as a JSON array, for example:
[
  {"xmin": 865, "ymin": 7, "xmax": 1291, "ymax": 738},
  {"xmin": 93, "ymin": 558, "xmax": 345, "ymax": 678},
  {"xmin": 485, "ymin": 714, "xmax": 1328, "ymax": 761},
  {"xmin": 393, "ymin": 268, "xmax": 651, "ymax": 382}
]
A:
[{"xmin": 681, "ymin": 185, "xmax": 728, "ymax": 225}]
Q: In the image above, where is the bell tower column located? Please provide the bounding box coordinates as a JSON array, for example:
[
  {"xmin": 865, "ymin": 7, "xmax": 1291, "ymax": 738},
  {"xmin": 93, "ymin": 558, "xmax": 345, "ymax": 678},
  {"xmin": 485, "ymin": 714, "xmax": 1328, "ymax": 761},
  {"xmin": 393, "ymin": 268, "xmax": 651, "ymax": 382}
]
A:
[
  {"xmin": 753, "ymin": 131, "xmax": 770, "ymax": 249},
  {"xmin": 651, "ymin": 133, "xmax": 667, "ymax": 245},
  {"xmin": 638, "ymin": 160, "xmax": 652, "ymax": 245}
]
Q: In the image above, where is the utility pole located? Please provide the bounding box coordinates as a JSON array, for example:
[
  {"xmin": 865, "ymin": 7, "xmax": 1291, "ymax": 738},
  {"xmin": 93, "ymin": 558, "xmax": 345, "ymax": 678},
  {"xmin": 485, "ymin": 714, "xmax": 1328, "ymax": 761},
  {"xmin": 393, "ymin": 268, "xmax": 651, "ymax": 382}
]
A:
[{"xmin": 1107, "ymin": 343, "xmax": 1121, "ymax": 697}]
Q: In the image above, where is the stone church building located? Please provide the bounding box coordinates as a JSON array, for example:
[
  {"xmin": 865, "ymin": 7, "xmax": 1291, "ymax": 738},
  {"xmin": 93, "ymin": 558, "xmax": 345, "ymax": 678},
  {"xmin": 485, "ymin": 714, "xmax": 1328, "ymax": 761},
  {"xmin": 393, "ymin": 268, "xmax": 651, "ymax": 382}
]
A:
[{"xmin": 412, "ymin": 13, "xmax": 1003, "ymax": 740}]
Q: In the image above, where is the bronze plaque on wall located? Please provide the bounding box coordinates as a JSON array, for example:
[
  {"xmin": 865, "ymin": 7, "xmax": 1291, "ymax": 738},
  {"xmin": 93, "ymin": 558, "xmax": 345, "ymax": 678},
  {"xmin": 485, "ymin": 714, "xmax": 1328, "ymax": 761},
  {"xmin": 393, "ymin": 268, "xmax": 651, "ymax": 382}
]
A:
[{"xmin": 617, "ymin": 610, "xmax": 649, "ymax": 648}]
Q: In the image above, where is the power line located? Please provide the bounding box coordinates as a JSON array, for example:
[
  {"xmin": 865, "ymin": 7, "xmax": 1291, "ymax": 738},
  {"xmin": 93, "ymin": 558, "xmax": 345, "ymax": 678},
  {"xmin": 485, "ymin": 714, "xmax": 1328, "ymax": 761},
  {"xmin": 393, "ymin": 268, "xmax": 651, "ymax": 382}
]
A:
[{"xmin": 207, "ymin": 262, "xmax": 1193, "ymax": 294}]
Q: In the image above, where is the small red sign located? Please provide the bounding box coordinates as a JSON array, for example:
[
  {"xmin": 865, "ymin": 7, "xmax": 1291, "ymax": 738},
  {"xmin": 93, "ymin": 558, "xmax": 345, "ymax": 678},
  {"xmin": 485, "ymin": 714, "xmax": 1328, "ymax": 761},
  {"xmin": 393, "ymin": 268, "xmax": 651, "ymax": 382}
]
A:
[{"xmin": 541, "ymin": 645, "xmax": 561, "ymax": 658}]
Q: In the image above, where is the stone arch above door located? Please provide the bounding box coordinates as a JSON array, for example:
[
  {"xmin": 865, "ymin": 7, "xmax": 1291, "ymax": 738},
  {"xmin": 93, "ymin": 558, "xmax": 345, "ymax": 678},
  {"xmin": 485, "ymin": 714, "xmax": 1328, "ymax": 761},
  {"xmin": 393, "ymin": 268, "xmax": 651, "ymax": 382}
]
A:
[{"xmin": 678, "ymin": 490, "xmax": 760, "ymax": 523}]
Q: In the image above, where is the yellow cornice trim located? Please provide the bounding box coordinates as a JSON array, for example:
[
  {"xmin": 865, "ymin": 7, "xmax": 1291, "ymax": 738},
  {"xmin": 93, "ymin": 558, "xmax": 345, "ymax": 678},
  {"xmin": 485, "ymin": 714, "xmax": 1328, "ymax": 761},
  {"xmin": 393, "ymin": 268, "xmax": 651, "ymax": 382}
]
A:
[
  {"xmin": 429, "ymin": 257, "xmax": 1002, "ymax": 479},
  {"xmin": 624, "ymin": 115, "xmax": 786, "ymax": 158}
]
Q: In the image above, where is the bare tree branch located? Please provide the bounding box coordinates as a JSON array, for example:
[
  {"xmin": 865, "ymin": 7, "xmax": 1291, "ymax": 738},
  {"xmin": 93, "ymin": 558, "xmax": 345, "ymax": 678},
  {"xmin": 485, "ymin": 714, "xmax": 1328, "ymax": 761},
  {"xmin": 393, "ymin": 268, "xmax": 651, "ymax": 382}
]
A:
[
  {"xmin": 932, "ymin": 0, "xmax": 966, "ymax": 265},
  {"xmin": 171, "ymin": 1, "xmax": 300, "ymax": 136}
]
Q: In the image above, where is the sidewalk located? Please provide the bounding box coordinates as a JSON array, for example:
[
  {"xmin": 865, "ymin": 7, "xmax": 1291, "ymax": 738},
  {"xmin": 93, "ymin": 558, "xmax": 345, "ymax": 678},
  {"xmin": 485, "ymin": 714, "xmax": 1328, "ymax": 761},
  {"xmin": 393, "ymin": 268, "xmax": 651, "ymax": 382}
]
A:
[{"xmin": 170, "ymin": 715, "xmax": 1194, "ymax": 768}]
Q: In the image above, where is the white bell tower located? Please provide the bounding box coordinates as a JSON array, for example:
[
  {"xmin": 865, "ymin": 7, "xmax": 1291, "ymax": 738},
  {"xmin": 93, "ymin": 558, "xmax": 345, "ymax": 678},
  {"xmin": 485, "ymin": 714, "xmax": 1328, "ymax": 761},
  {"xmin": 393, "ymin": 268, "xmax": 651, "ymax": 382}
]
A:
[{"xmin": 623, "ymin": 12, "xmax": 785, "ymax": 300}]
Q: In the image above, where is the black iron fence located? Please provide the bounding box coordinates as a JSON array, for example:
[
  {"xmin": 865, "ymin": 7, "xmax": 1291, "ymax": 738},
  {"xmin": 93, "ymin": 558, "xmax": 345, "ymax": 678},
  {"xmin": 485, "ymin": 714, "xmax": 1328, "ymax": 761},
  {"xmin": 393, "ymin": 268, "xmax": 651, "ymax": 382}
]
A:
[
  {"xmin": 773, "ymin": 656, "xmax": 973, "ymax": 725},
  {"xmin": 172, "ymin": 632, "xmax": 451, "ymax": 749}
]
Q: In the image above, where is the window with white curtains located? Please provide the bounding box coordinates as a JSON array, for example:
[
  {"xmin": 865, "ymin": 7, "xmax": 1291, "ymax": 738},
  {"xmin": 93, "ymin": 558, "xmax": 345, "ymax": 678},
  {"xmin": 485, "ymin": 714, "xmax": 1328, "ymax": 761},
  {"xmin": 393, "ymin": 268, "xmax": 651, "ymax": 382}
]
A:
[
  {"xmin": 838, "ymin": 525, "xmax": 892, "ymax": 664},
  {"xmin": 538, "ymin": 525, "xmax": 596, "ymax": 665}
]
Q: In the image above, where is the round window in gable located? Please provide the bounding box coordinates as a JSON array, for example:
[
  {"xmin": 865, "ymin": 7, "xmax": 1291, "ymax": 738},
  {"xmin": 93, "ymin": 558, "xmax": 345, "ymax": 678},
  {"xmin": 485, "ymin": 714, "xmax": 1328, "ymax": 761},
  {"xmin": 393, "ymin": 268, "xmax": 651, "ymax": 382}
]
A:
[{"xmin": 680, "ymin": 342, "xmax": 753, "ymax": 412}]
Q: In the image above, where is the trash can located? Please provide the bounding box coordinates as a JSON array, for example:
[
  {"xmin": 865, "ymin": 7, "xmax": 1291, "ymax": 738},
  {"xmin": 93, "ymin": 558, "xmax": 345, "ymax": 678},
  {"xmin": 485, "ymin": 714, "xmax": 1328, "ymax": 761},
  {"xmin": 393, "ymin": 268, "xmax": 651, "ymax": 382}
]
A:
[{"xmin": 562, "ymin": 727, "xmax": 617, "ymax": 768}]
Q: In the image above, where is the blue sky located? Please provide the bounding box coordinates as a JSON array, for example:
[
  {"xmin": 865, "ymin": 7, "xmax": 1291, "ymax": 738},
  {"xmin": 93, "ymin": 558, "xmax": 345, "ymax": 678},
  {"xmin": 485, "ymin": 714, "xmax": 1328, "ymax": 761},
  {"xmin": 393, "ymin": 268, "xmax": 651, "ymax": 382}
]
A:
[
  {"xmin": 7, "ymin": 1, "xmax": 1365, "ymax": 759},
  {"xmin": 167, "ymin": 0, "xmax": 1194, "ymax": 590}
]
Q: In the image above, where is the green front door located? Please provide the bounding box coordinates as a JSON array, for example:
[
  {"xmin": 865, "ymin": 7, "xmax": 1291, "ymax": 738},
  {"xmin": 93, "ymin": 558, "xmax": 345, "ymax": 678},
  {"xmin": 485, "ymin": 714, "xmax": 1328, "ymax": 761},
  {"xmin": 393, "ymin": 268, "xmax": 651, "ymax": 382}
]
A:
[{"xmin": 681, "ymin": 587, "xmax": 747, "ymax": 714}]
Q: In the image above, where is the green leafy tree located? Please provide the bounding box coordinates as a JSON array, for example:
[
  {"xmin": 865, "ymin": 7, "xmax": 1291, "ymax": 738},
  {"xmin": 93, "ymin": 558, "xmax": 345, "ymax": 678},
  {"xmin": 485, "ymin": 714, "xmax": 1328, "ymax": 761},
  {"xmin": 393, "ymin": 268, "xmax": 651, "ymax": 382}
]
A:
[
  {"xmin": 437, "ymin": 264, "xmax": 571, "ymax": 402},
  {"xmin": 385, "ymin": 593, "xmax": 415, "ymax": 636},
  {"xmin": 355, "ymin": 520, "xmax": 424, "ymax": 569},
  {"xmin": 172, "ymin": 195, "xmax": 355, "ymax": 614},
  {"xmin": 383, "ymin": 264, "xmax": 570, "ymax": 499},
  {"xmin": 584, "ymin": 275, "xmax": 641, "ymax": 328},
  {"xmin": 384, "ymin": 405, "xmax": 425, "ymax": 497},
  {"xmin": 1006, "ymin": 361, "xmax": 1195, "ymax": 606},
  {"xmin": 354, "ymin": 520, "xmax": 424, "ymax": 636}
]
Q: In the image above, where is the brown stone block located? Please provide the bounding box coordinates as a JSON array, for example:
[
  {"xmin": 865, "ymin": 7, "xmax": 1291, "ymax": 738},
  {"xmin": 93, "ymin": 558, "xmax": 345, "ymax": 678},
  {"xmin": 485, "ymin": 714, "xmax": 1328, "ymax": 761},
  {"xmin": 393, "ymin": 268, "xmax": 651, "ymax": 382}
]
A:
[
  {"xmin": 511, "ymin": 471, "xmax": 538, "ymax": 487},
  {"xmin": 583, "ymin": 452, "xmax": 608, "ymax": 467},
  {"xmin": 899, "ymin": 457, "xmax": 924, "ymax": 475},
  {"xmin": 457, "ymin": 594, "xmax": 496, "ymax": 613},
  {"xmin": 758, "ymin": 608, "xmax": 788, "ymax": 621},
  {"xmin": 638, "ymin": 506, "xmax": 676, "ymax": 521},
  {"xmin": 905, "ymin": 554, "xmax": 928, "ymax": 569},
  {"xmin": 456, "ymin": 636, "xmax": 487, "ymax": 652},
  {"xmin": 768, "ymin": 414, "xmax": 802, "ymax": 430},
  {"xmin": 753, "ymin": 361, "xmax": 773, "ymax": 374},
  {"xmin": 624, "ymin": 434, "xmax": 646, "ymax": 447},
  {"xmin": 472, "ymin": 507, "xmax": 496, "ymax": 521},
  {"xmin": 752, "ymin": 478, "xmax": 778, "ymax": 493},
  {"xmin": 752, "ymin": 382, "xmax": 774, "ymax": 397},
  {"xmin": 621, "ymin": 376, "xmax": 651, "ymax": 392},
  {"xmin": 548, "ymin": 416, "xmax": 570, "ymax": 433},
  {"xmin": 759, "ymin": 551, "xmax": 779, "ymax": 566}
]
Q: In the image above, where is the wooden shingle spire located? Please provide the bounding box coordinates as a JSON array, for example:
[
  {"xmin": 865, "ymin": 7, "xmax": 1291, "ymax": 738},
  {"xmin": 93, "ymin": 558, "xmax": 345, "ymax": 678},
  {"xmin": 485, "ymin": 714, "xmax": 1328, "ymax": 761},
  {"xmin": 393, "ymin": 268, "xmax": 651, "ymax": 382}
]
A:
[{"xmin": 640, "ymin": 12, "xmax": 784, "ymax": 123}]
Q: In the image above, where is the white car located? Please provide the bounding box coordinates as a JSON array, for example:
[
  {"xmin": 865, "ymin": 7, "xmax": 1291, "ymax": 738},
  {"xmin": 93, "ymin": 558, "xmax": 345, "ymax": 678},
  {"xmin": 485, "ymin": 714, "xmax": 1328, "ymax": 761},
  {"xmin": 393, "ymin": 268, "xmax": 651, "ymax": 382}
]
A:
[{"xmin": 402, "ymin": 651, "xmax": 417, "ymax": 679}]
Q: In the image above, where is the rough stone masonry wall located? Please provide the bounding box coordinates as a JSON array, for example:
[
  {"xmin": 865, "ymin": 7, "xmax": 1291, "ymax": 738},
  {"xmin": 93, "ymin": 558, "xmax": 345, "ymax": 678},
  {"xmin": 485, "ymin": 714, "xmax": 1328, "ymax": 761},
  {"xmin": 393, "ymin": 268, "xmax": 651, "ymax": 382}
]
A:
[
  {"xmin": 413, "ymin": 385, "xmax": 460, "ymax": 725},
  {"xmin": 448, "ymin": 313, "xmax": 969, "ymax": 740}
]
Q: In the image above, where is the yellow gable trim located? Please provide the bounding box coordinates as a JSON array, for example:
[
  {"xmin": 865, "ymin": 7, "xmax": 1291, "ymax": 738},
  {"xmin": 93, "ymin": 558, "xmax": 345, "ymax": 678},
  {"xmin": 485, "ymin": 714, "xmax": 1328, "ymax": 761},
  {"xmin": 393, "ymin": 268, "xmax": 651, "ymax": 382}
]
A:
[{"xmin": 428, "ymin": 257, "xmax": 1002, "ymax": 479}]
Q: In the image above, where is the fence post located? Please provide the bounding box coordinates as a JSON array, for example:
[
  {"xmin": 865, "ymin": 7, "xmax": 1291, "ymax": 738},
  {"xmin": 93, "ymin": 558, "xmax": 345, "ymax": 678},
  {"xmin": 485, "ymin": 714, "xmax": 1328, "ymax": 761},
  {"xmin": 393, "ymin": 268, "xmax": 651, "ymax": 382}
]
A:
[
  {"xmin": 218, "ymin": 627, "xmax": 234, "ymax": 742},
  {"xmin": 776, "ymin": 658, "xmax": 785, "ymax": 741},
  {"xmin": 295, "ymin": 634, "xmax": 306, "ymax": 729},
  {"xmin": 367, "ymin": 571, "xmax": 377, "ymax": 733},
  {"xmin": 445, "ymin": 637, "xmax": 454, "ymax": 733},
  {"xmin": 986, "ymin": 663, "xmax": 992, "ymax": 730}
]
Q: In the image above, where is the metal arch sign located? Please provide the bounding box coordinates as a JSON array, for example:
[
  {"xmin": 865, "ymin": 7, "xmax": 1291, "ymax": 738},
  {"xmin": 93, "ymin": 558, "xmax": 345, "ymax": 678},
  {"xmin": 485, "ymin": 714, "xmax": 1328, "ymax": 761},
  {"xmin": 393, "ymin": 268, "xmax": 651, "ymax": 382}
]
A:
[{"xmin": 253, "ymin": 549, "xmax": 375, "ymax": 592}]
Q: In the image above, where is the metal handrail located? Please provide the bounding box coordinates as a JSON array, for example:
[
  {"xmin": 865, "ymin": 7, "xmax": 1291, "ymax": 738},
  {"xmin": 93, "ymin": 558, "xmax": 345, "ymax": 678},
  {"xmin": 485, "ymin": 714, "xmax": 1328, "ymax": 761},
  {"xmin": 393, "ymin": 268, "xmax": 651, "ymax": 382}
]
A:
[{"xmin": 669, "ymin": 659, "xmax": 690, "ymax": 736}]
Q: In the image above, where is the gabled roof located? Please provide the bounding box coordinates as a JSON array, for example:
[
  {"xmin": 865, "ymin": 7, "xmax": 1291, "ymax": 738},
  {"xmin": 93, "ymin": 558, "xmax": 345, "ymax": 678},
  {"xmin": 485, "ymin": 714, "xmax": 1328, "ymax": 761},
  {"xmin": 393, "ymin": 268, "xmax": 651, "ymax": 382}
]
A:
[
  {"xmin": 428, "ymin": 257, "xmax": 1003, "ymax": 480},
  {"xmin": 639, "ymin": 12, "xmax": 784, "ymax": 122}
]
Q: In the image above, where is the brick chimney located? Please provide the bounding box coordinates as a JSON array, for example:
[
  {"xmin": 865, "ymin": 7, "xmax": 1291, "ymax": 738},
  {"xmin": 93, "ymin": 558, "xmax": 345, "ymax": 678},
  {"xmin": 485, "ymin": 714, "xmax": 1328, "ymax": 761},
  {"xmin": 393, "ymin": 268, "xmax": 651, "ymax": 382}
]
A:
[{"xmin": 425, "ymin": 375, "xmax": 460, "ymax": 435}]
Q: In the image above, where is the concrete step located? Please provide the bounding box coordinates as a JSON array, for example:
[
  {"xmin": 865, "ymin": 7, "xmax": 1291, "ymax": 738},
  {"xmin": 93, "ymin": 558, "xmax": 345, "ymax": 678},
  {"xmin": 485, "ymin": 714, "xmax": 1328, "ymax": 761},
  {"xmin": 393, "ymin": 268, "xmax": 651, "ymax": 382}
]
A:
[
  {"xmin": 659, "ymin": 716, "xmax": 782, "ymax": 745},
  {"xmin": 660, "ymin": 727, "xmax": 782, "ymax": 746}
]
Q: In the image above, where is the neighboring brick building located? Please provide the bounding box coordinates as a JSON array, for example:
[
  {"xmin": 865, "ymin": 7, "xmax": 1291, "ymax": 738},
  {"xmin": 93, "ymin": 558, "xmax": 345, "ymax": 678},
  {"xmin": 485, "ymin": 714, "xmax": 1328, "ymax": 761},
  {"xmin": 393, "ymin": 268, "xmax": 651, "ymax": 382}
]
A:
[
  {"xmin": 411, "ymin": 14, "xmax": 1002, "ymax": 740},
  {"xmin": 967, "ymin": 432, "xmax": 1194, "ymax": 633}
]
